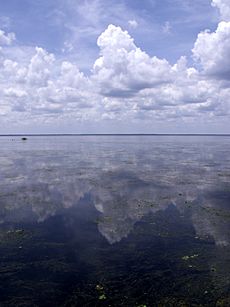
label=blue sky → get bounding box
[0,0,218,67]
[0,0,229,133]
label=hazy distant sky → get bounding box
[0,0,229,134]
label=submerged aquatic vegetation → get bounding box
[182,254,199,261]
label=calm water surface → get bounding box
[0,136,229,306]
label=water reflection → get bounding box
[0,136,230,305]
[0,136,229,246]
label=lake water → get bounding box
[0,135,229,306]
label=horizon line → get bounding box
[0,133,230,137]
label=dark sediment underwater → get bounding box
[0,135,229,306]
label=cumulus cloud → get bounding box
[93,25,173,98]
[26,47,55,86]
[0,31,95,124]
[212,0,230,21]
[0,0,230,134]
[4,88,27,98]
[193,21,230,79]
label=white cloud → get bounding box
[0,29,15,45]
[193,21,230,79]
[0,2,230,134]
[4,88,27,98]
[62,41,74,53]
[128,19,138,29]
[26,47,55,86]
[162,21,172,34]
[0,30,97,123]
[2,59,27,82]
[212,0,230,21]
[93,25,173,97]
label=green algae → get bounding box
[182,254,199,261]
[99,294,106,300]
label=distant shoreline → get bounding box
[0,134,230,137]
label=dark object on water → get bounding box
[21,137,27,141]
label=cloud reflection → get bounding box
[0,136,229,246]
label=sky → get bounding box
[0,0,230,134]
